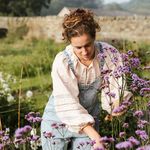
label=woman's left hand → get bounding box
[105,109,127,121]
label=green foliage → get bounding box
[0,0,51,16]
[42,0,104,15]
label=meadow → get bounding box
[0,30,150,150]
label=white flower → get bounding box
[13,78,16,83]
[7,94,15,102]
[31,128,37,136]
[4,87,10,92]
[26,90,33,98]
[2,83,9,89]
[0,78,5,83]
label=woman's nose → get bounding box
[81,47,88,55]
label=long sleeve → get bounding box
[51,52,94,133]
[100,43,133,114]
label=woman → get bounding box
[41,8,132,150]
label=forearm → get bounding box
[82,124,105,149]
[82,124,101,142]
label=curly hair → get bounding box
[62,8,100,42]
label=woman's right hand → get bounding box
[82,124,106,150]
[93,140,105,150]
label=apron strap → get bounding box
[63,50,76,75]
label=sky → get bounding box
[104,0,131,4]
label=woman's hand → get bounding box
[93,140,105,150]
[82,124,106,150]
[105,109,127,121]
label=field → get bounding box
[0,32,150,149]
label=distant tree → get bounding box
[41,0,104,15]
[0,0,51,16]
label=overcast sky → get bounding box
[104,0,131,4]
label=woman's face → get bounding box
[71,33,95,62]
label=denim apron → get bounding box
[41,43,104,150]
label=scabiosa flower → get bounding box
[116,141,133,149]
[135,130,149,141]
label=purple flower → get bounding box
[116,141,133,149]
[127,50,133,56]
[25,112,42,123]
[23,125,32,132]
[0,144,4,150]
[119,132,126,138]
[118,66,131,74]
[133,110,144,118]
[0,131,4,136]
[59,123,66,128]
[121,53,129,61]
[89,140,96,146]
[130,58,140,68]
[135,130,149,141]
[111,57,119,64]
[51,123,59,129]
[79,142,85,147]
[94,148,104,150]
[43,131,54,138]
[113,104,127,113]
[2,135,9,142]
[97,53,107,60]
[127,136,140,146]
[123,123,129,128]
[105,92,116,98]
[109,47,118,53]
[140,88,150,96]
[137,120,148,129]
[100,136,115,143]
[136,145,150,150]
[30,135,40,141]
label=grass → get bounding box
[0,36,149,115]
